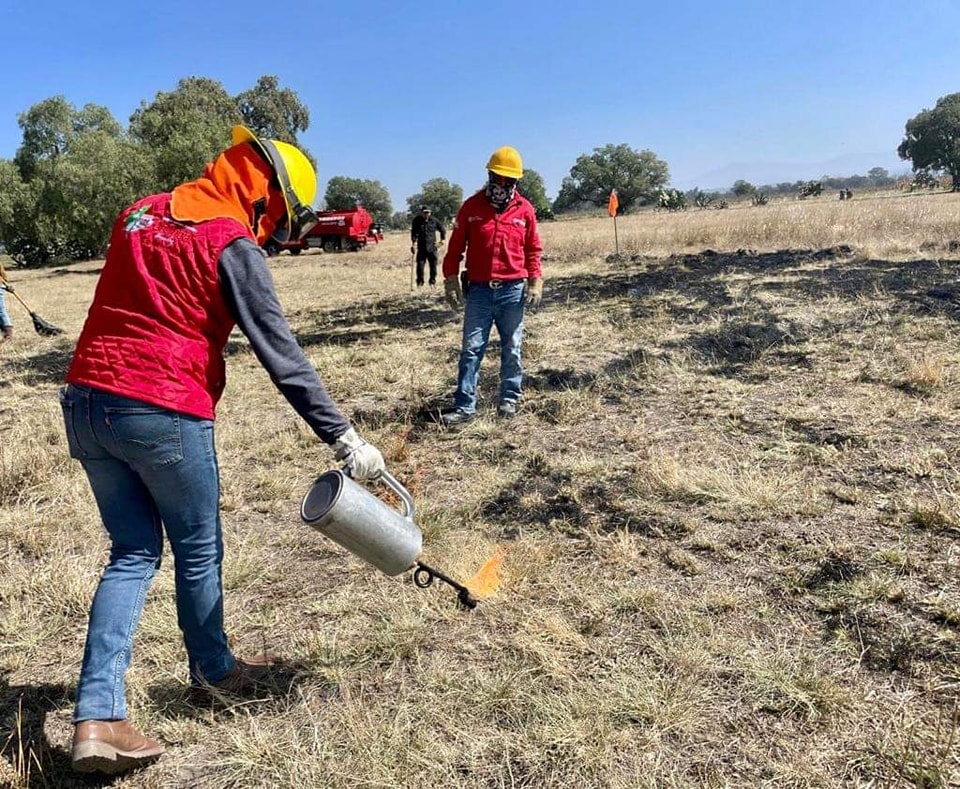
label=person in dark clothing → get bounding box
[62,126,385,775]
[410,205,446,286]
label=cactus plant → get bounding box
[656,189,687,211]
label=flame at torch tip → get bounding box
[465,550,505,600]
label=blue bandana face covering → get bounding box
[486,172,517,212]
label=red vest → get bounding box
[67,194,248,419]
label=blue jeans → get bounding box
[0,290,11,329]
[453,280,526,414]
[60,384,235,722]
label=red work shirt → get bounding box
[441,189,542,283]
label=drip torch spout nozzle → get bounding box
[413,561,478,609]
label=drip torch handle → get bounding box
[377,470,415,521]
[340,466,415,521]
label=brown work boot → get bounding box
[200,653,278,697]
[71,719,164,775]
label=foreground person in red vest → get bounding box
[62,126,385,775]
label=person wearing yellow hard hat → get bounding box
[440,145,544,425]
[62,126,386,775]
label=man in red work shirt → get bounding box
[440,146,543,425]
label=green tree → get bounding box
[731,179,756,197]
[867,167,891,186]
[0,159,36,255]
[129,77,240,190]
[898,92,960,190]
[235,75,310,145]
[553,143,669,213]
[6,98,133,263]
[388,211,408,231]
[2,77,316,265]
[14,96,121,180]
[406,178,463,227]
[55,132,154,258]
[518,168,553,220]
[324,176,392,220]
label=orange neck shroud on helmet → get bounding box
[170,143,286,245]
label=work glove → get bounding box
[410,245,415,255]
[444,275,464,311]
[525,277,543,310]
[333,427,385,481]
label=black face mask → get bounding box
[486,172,517,211]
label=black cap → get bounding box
[420,205,430,211]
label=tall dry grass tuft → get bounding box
[0,191,959,787]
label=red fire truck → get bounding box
[264,206,383,256]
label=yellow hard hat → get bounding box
[486,146,523,179]
[232,125,318,237]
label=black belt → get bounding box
[474,279,523,289]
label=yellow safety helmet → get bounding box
[232,125,318,238]
[486,146,524,179]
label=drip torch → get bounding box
[300,469,478,609]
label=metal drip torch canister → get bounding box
[300,469,477,608]
[301,469,422,576]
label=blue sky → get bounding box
[3,0,959,209]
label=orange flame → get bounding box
[464,549,505,600]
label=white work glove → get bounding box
[444,276,464,311]
[525,277,543,310]
[333,428,385,480]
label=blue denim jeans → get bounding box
[60,384,235,722]
[0,290,11,329]
[453,280,526,414]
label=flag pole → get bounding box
[608,189,620,255]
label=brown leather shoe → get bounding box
[202,653,278,696]
[71,719,164,774]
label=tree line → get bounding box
[2,76,957,265]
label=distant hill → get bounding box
[681,152,911,191]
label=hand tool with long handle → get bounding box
[1,283,63,336]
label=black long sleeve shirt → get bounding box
[218,237,350,444]
[410,215,446,252]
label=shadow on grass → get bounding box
[0,657,322,787]
[543,248,959,380]
[479,464,686,541]
[293,294,457,350]
[0,675,80,787]
[145,656,322,720]
[550,247,959,322]
[1,344,73,387]
[49,268,103,277]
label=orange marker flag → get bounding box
[607,188,619,217]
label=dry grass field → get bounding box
[0,190,958,788]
